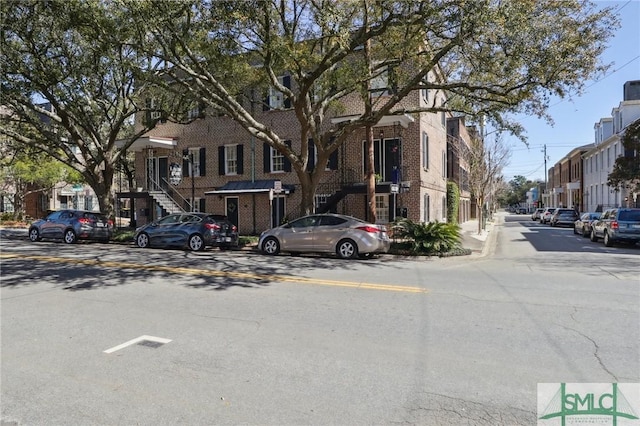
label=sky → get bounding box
[499,0,640,183]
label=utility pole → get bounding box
[542,144,547,208]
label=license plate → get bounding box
[225,237,231,242]
[96,223,105,227]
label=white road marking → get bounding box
[103,335,172,354]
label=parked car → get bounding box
[517,207,528,214]
[259,213,390,259]
[134,213,239,251]
[590,208,640,247]
[531,208,545,221]
[550,208,579,227]
[28,209,113,244]
[574,212,601,237]
[540,207,557,224]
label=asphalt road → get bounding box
[1,214,638,425]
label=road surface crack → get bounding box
[558,324,619,381]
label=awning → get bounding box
[205,180,295,195]
[116,136,178,152]
[330,113,415,128]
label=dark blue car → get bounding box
[134,212,239,251]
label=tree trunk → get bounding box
[366,125,376,223]
[476,195,484,234]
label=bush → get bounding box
[446,181,460,224]
[392,218,462,256]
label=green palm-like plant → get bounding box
[392,218,461,255]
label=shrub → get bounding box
[392,218,462,255]
[446,181,460,225]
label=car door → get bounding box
[150,214,182,246]
[280,216,318,251]
[313,215,349,252]
[40,211,64,239]
[594,210,612,237]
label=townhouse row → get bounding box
[543,80,640,212]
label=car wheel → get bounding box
[590,230,598,242]
[336,239,358,259]
[64,229,77,244]
[603,232,614,247]
[136,233,150,248]
[261,237,280,255]
[188,234,205,251]
[28,228,40,242]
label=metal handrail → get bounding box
[147,176,191,212]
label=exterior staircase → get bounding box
[149,190,185,214]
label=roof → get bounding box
[204,180,295,195]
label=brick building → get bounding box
[123,75,458,234]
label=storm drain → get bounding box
[137,339,165,348]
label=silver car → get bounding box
[259,213,391,259]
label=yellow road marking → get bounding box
[0,253,427,293]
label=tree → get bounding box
[0,0,172,216]
[0,137,81,218]
[608,119,640,195]
[128,0,618,216]
[467,134,511,234]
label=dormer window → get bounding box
[264,75,291,110]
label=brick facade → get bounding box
[129,87,452,234]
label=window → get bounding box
[183,148,205,177]
[271,146,285,172]
[375,195,389,224]
[219,145,243,176]
[423,194,430,222]
[370,63,396,97]
[263,142,291,173]
[314,194,330,212]
[442,150,447,179]
[422,132,429,170]
[225,145,237,175]
[441,100,446,127]
[442,196,447,221]
[265,75,291,110]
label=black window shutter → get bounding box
[199,148,206,176]
[284,140,292,172]
[199,198,206,213]
[263,91,270,111]
[237,145,244,175]
[218,146,225,175]
[329,149,338,170]
[182,149,189,177]
[283,75,291,108]
[263,143,270,173]
[307,140,315,172]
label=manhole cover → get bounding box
[137,340,165,348]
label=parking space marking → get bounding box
[104,335,172,354]
[0,253,428,294]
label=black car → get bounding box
[28,209,113,244]
[550,209,579,227]
[134,212,239,251]
[574,212,601,237]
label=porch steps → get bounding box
[149,191,185,214]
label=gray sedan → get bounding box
[258,213,390,259]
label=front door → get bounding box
[271,196,286,227]
[225,197,239,229]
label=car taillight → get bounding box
[232,225,237,232]
[108,220,114,227]
[205,223,221,231]
[78,218,90,224]
[611,221,619,229]
[356,225,381,233]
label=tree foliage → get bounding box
[1,0,619,217]
[608,119,640,193]
[0,0,166,215]
[127,0,618,215]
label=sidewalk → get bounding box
[458,212,501,257]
